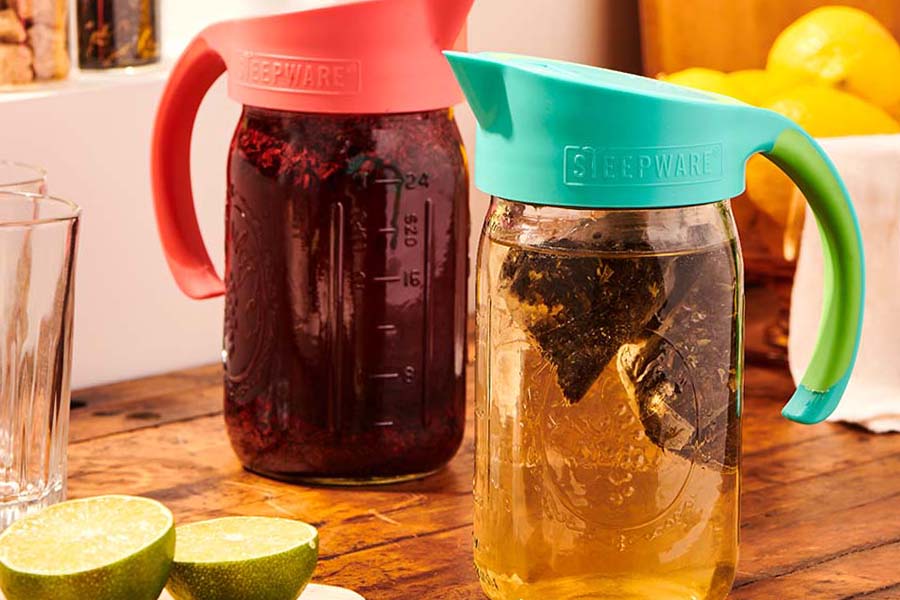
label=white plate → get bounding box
[299,584,366,599]
[161,584,364,599]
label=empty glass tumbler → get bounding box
[0,161,46,194]
[0,190,79,529]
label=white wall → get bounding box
[161,0,378,57]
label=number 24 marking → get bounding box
[404,173,430,190]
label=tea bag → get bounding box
[616,248,740,468]
[499,242,666,403]
[618,338,696,453]
[500,239,739,468]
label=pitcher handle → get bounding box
[762,127,865,424]
[151,35,226,299]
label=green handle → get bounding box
[762,128,865,424]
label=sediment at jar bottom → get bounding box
[225,408,466,483]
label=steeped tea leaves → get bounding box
[618,338,697,454]
[617,247,740,468]
[499,237,740,467]
[499,245,666,403]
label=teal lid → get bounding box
[444,51,796,209]
[446,51,866,429]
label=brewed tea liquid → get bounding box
[475,237,741,600]
[224,108,468,483]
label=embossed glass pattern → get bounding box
[223,107,469,484]
[0,191,79,530]
[474,198,743,599]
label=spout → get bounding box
[444,51,512,136]
[428,0,474,49]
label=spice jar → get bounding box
[0,0,70,85]
[76,0,158,69]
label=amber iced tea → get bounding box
[474,201,743,600]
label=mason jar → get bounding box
[474,198,743,600]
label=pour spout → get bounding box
[427,0,473,49]
[444,51,512,136]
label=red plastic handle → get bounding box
[151,36,227,299]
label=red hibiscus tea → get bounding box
[223,107,469,484]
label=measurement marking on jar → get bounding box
[372,275,401,283]
[374,420,395,427]
[378,227,397,234]
[422,197,434,428]
[375,178,403,185]
[376,324,397,333]
[328,201,345,434]
[369,372,400,380]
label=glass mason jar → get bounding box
[223,108,469,484]
[474,198,743,600]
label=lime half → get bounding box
[0,495,175,600]
[167,516,319,600]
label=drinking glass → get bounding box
[0,161,47,194]
[0,191,79,529]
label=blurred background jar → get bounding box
[76,0,158,69]
[0,0,71,86]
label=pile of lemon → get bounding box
[660,6,900,228]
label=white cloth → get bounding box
[788,135,900,433]
[789,134,900,433]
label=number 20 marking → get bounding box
[404,213,419,247]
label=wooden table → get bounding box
[69,352,900,599]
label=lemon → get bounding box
[745,84,900,229]
[888,101,900,123]
[167,516,319,600]
[0,495,175,600]
[763,85,900,137]
[744,155,796,227]
[767,6,900,110]
[726,69,796,106]
[659,67,740,98]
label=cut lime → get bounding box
[167,516,319,600]
[0,495,175,600]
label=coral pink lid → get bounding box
[151,0,472,301]
[198,0,472,113]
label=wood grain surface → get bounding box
[65,333,900,599]
[640,0,900,75]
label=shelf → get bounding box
[0,62,173,104]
